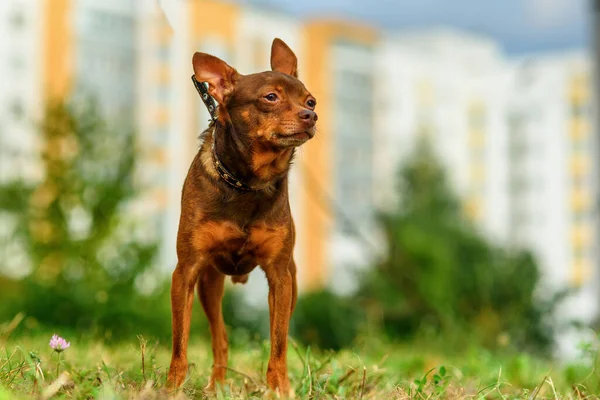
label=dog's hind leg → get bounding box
[197,266,228,391]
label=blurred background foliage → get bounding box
[0,101,164,338]
[356,137,562,354]
[0,101,560,357]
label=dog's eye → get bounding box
[307,99,316,108]
[264,93,278,102]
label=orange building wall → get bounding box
[300,21,378,290]
[43,0,73,100]
[188,0,240,157]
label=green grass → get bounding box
[0,328,598,399]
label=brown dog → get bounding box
[166,38,317,394]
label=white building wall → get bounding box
[161,1,190,274]
[478,72,512,243]
[507,53,598,357]
[73,0,138,126]
[328,42,377,295]
[374,29,511,242]
[135,2,174,272]
[376,31,598,355]
[136,0,193,273]
[0,0,44,183]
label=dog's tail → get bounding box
[231,274,249,285]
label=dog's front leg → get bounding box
[264,263,293,394]
[197,266,227,390]
[167,261,201,388]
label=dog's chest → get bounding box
[192,220,288,274]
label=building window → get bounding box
[572,210,588,226]
[200,37,230,63]
[332,42,374,235]
[154,128,169,145]
[469,102,486,129]
[156,44,171,62]
[156,85,170,103]
[10,52,25,71]
[10,9,25,29]
[10,100,24,120]
[569,72,589,105]
[570,102,588,119]
[252,37,268,71]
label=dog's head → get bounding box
[192,38,317,148]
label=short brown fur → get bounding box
[166,38,317,396]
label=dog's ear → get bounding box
[270,38,298,78]
[192,52,239,105]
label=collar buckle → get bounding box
[191,75,218,122]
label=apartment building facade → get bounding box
[1,1,597,315]
[374,29,512,243]
[507,53,598,327]
[139,0,379,293]
[0,0,140,279]
[376,30,599,331]
[0,0,45,183]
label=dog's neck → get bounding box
[209,121,294,192]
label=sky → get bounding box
[237,0,591,55]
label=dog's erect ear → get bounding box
[192,52,239,105]
[270,38,298,78]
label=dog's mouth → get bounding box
[272,131,314,147]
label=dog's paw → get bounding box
[266,370,291,398]
[166,360,189,389]
[204,380,217,393]
[264,386,295,399]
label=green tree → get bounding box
[358,136,556,353]
[0,101,163,337]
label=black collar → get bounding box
[192,75,265,192]
[210,136,258,191]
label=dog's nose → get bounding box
[298,109,318,122]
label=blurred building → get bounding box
[1,0,359,291]
[0,0,44,183]
[507,53,598,328]
[0,0,139,278]
[0,0,45,278]
[375,29,511,243]
[376,30,599,329]
[302,20,379,295]
[137,0,308,291]
[0,0,137,176]
[137,0,379,294]
[1,0,597,318]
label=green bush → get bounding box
[218,288,362,351]
[357,136,560,353]
[291,290,362,350]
